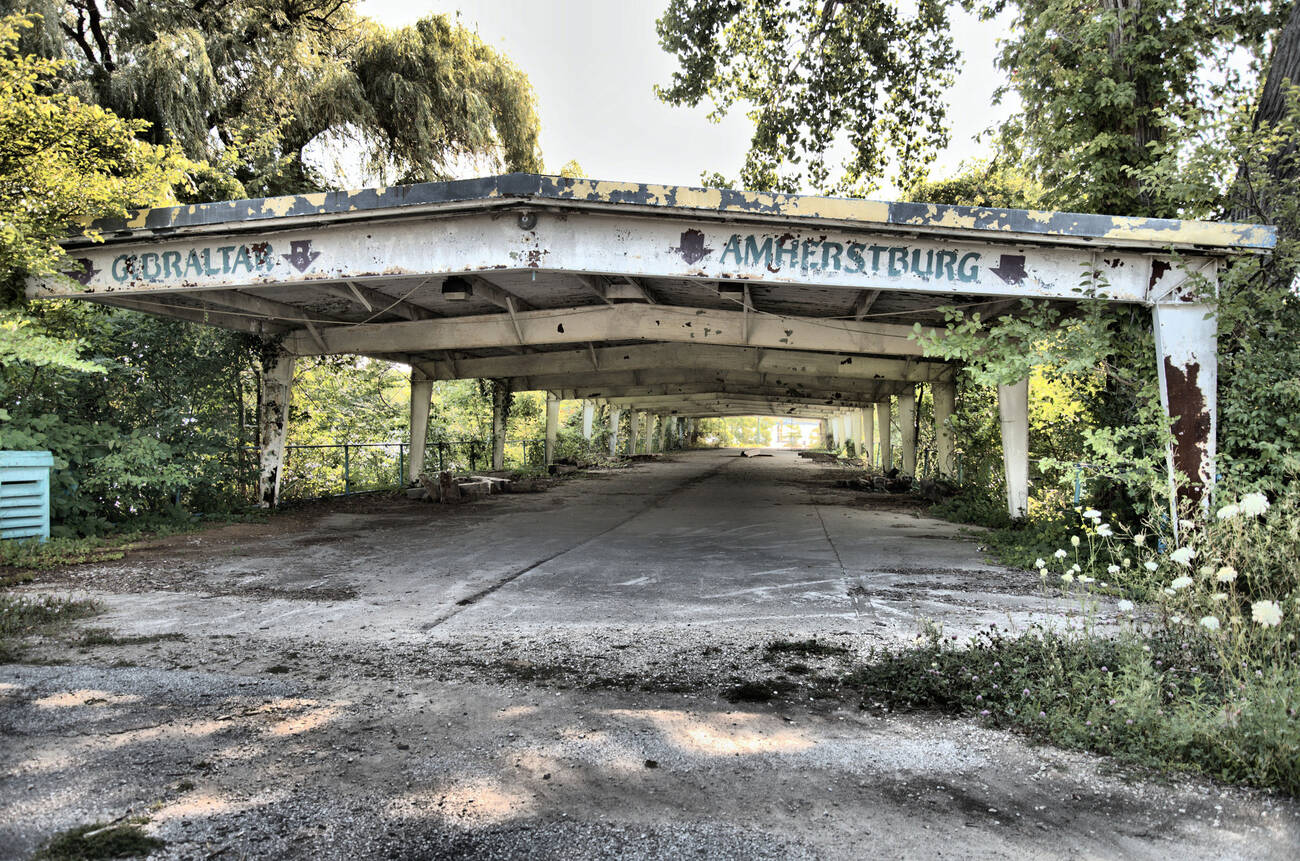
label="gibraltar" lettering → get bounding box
[111,243,276,283]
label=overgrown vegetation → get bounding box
[32,820,163,861]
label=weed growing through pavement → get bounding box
[0,594,101,661]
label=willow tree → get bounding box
[9,0,542,199]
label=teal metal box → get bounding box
[0,451,54,541]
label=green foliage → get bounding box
[1,304,262,534]
[0,12,182,279]
[14,2,542,196]
[905,159,1043,209]
[656,0,958,194]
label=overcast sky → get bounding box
[355,0,1017,198]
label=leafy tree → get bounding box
[9,1,543,198]
[982,0,1279,216]
[656,0,958,194]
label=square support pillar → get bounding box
[407,369,434,483]
[630,409,642,455]
[876,399,893,471]
[491,383,507,470]
[820,419,831,449]
[258,352,296,508]
[898,386,917,476]
[545,392,560,465]
[998,378,1030,519]
[933,381,956,478]
[608,406,623,457]
[581,400,594,441]
[1153,301,1218,526]
[861,407,875,466]
[658,414,669,452]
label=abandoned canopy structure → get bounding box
[31,174,1274,517]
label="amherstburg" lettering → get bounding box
[717,233,981,283]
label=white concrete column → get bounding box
[545,392,560,465]
[848,410,863,457]
[581,400,594,441]
[876,398,893,471]
[258,352,296,508]
[491,383,507,470]
[608,406,623,457]
[630,409,641,455]
[998,378,1030,519]
[658,414,669,452]
[819,419,831,449]
[898,386,917,476]
[1153,301,1218,526]
[933,381,956,478]
[407,369,434,483]
[862,407,875,466]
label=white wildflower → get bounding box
[1082,508,1102,521]
[1239,493,1270,517]
[1079,576,1095,584]
[1169,547,1196,566]
[1134,533,1146,547]
[1107,565,1121,575]
[1144,560,1159,572]
[1054,549,1068,559]
[1070,563,1081,573]
[1251,600,1283,628]
[1199,616,1221,631]
[1216,503,1239,520]
[1215,566,1237,584]
[1070,535,1081,548]
[1211,593,1229,603]
[1179,519,1195,532]
[1170,576,1194,591]
[1034,558,1046,569]
[1039,567,1049,578]
[1096,523,1114,537]
[1117,599,1134,612]
[1121,557,1131,568]
[1061,572,1075,584]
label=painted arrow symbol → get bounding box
[62,257,98,285]
[990,254,1028,285]
[282,239,320,273]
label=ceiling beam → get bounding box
[405,342,953,385]
[284,303,932,358]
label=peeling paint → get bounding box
[73,173,1275,254]
[1164,359,1211,501]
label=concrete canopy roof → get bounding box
[33,173,1273,420]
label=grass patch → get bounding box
[723,678,799,703]
[75,628,186,647]
[763,638,850,659]
[32,821,163,860]
[1,594,101,661]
